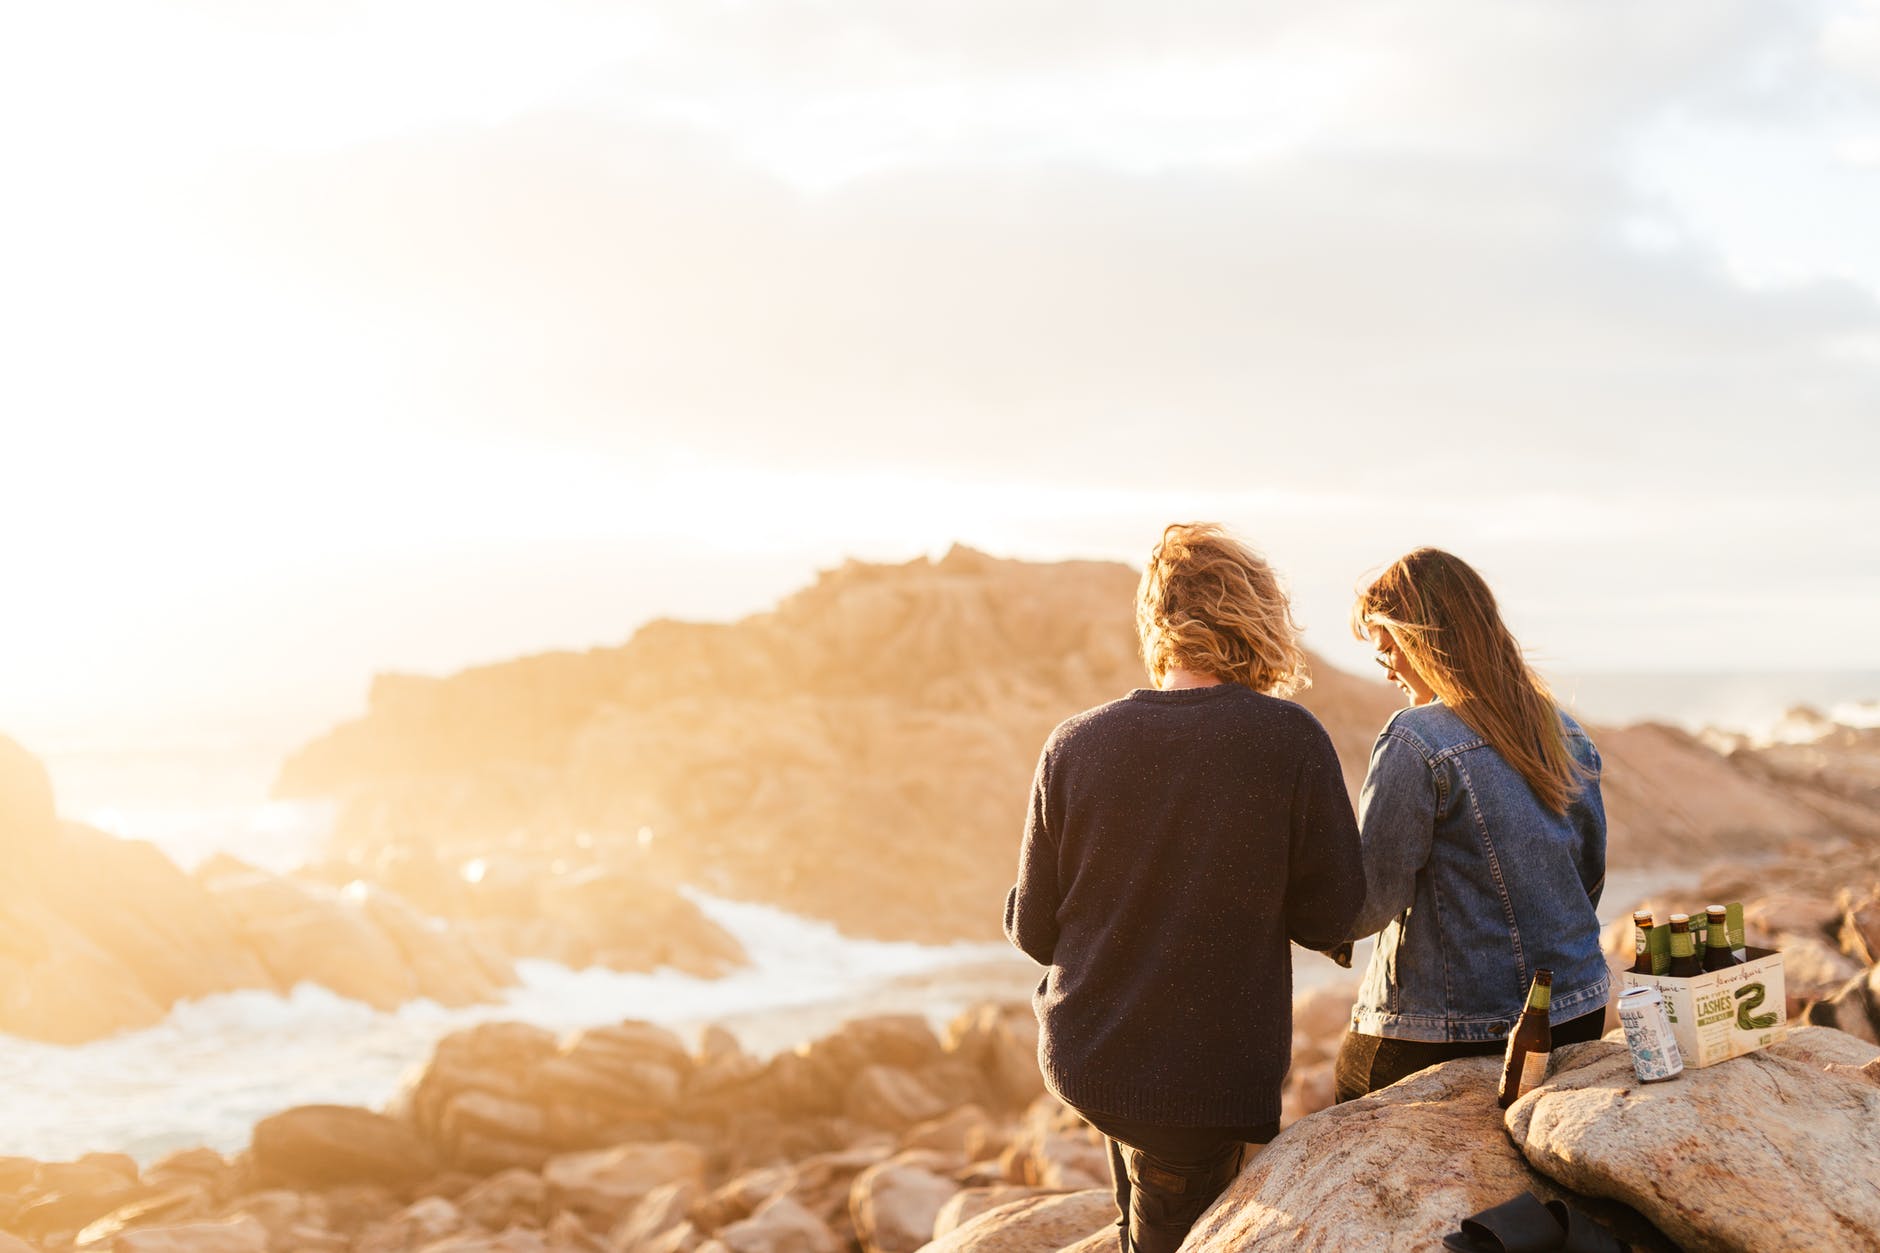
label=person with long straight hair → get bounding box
[1333,547,1608,1103]
[1005,523,1365,1253]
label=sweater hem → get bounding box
[1043,1065,1283,1129]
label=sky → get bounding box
[4,0,1880,749]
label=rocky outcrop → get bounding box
[1505,1028,1880,1253]
[0,737,744,1044]
[272,551,1863,943]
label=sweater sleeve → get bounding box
[1345,727,1438,939]
[1284,715,1366,951]
[1003,744,1061,965]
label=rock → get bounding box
[414,1231,551,1252]
[1289,981,1356,1062]
[1805,964,1880,1044]
[943,1004,1043,1111]
[251,1104,436,1188]
[75,1184,210,1247]
[542,1021,689,1118]
[900,1104,992,1155]
[457,1169,547,1230]
[1505,1028,1880,1253]
[1775,935,1863,1012]
[772,1145,894,1248]
[0,897,171,1041]
[707,1194,840,1253]
[1182,1055,1670,1252]
[848,1155,961,1253]
[541,1142,708,1229]
[219,1189,328,1250]
[931,1187,1055,1239]
[1000,1102,1107,1192]
[690,1168,794,1234]
[1840,886,1880,964]
[201,865,417,1009]
[844,1066,947,1131]
[11,1178,146,1240]
[922,1190,1117,1253]
[608,1179,703,1251]
[112,1214,269,1253]
[1278,1060,1335,1126]
[0,1235,35,1253]
[354,1196,465,1253]
[354,881,514,1006]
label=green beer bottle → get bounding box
[1497,968,1554,1109]
[1630,911,1655,976]
[1667,913,1703,978]
[1702,904,1741,971]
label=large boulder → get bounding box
[251,1104,436,1188]
[921,1190,1117,1253]
[1505,1027,1880,1253]
[1183,1055,1671,1252]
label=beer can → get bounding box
[1617,985,1684,1082]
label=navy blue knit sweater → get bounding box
[1003,684,1365,1126]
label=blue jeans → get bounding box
[1076,1110,1278,1253]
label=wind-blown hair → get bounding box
[1136,523,1310,697]
[1353,548,1588,814]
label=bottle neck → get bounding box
[1670,929,1695,959]
[1526,978,1552,1013]
[1707,918,1731,949]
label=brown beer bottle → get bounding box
[1497,968,1554,1109]
[1666,913,1703,977]
[1702,904,1740,971]
[1630,911,1655,975]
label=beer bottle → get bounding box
[1630,911,1655,976]
[1666,913,1702,977]
[1497,968,1554,1109]
[1702,904,1740,971]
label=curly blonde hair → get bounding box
[1136,522,1310,697]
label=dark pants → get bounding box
[1077,1110,1279,1253]
[1332,1006,1607,1104]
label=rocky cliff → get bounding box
[275,548,1863,942]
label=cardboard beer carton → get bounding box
[1620,948,1786,1068]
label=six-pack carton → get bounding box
[1620,948,1787,1068]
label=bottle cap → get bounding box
[1669,912,1690,924]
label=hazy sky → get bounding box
[5,0,1880,746]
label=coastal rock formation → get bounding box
[1505,1028,1880,1253]
[272,551,1860,943]
[0,736,744,1044]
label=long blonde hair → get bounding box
[1353,548,1587,814]
[1136,523,1309,697]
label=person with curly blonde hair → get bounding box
[1005,523,1365,1253]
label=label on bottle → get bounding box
[1518,1049,1549,1095]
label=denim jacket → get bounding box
[1346,701,1608,1043]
